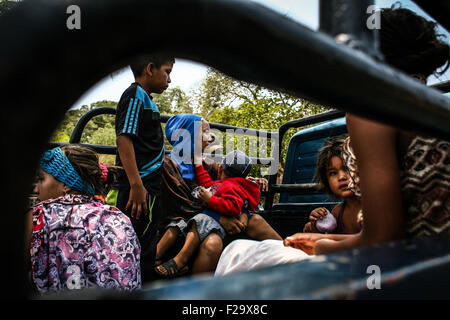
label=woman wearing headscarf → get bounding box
[158,114,281,275]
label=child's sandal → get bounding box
[154,259,188,279]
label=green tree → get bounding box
[80,101,116,143]
[50,100,117,143]
[89,123,116,146]
[202,68,328,177]
[153,87,193,115]
[193,68,240,119]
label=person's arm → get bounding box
[194,164,215,188]
[284,232,353,255]
[116,134,148,220]
[314,114,405,255]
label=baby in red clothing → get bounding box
[155,150,260,278]
[195,149,260,228]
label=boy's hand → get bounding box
[197,187,212,204]
[126,184,148,220]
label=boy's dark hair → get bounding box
[314,134,348,196]
[380,7,449,78]
[62,145,120,196]
[129,54,175,78]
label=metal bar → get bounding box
[69,107,116,143]
[320,0,380,58]
[431,81,450,93]
[48,142,277,166]
[265,110,345,210]
[69,107,273,145]
[48,142,118,155]
[271,183,321,194]
[2,0,449,142]
[208,122,273,139]
[277,110,345,156]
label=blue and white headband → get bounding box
[39,147,95,195]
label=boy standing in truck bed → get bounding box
[108,54,174,282]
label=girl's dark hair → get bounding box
[380,7,450,78]
[130,54,175,78]
[314,134,348,196]
[61,145,120,196]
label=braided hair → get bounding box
[61,145,120,196]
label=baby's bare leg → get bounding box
[246,214,282,241]
[172,222,201,268]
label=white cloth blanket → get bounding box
[215,239,313,276]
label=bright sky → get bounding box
[70,0,449,110]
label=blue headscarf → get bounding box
[40,147,95,195]
[165,114,203,180]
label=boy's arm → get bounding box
[283,233,354,255]
[194,164,215,188]
[116,134,148,220]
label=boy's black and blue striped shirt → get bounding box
[115,82,164,194]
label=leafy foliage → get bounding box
[200,68,328,176]
[153,87,194,115]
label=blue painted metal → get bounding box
[141,234,450,299]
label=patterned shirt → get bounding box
[401,136,450,236]
[30,194,141,294]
